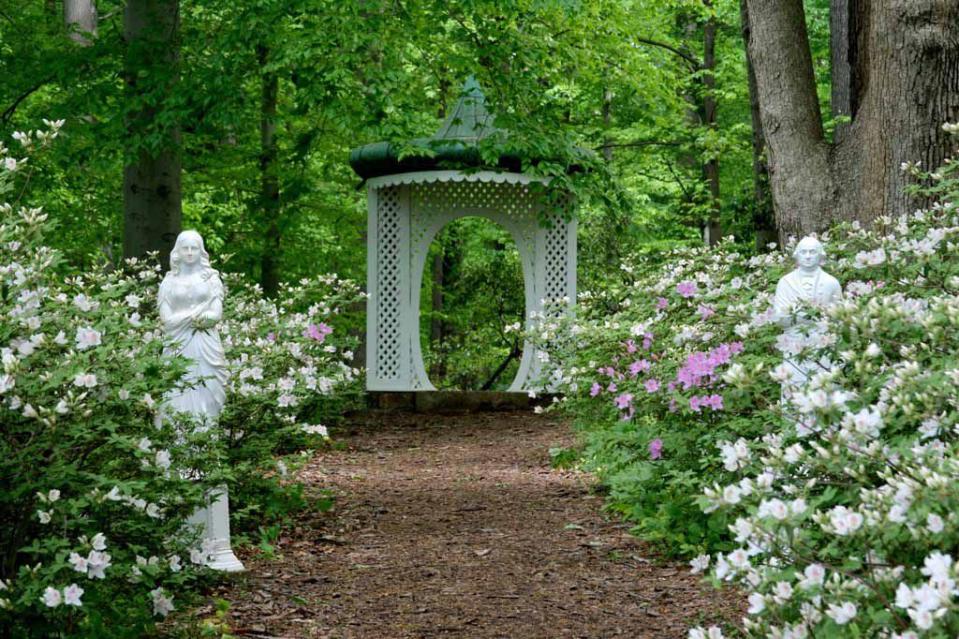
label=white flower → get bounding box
[920,551,952,585]
[145,503,162,519]
[72,294,97,312]
[301,424,329,437]
[826,601,857,624]
[168,555,182,573]
[758,498,789,521]
[86,551,111,579]
[63,584,83,607]
[74,327,102,350]
[68,552,88,574]
[37,510,51,524]
[926,513,944,534]
[137,437,153,452]
[722,484,741,505]
[799,563,825,589]
[124,293,142,308]
[865,342,882,358]
[155,450,171,470]
[91,532,106,551]
[72,373,98,388]
[4,157,19,172]
[47,489,60,503]
[150,588,175,617]
[277,393,297,408]
[0,374,14,394]
[42,586,62,608]
[747,592,765,614]
[690,554,710,574]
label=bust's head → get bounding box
[792,236,825,272]
[170,230,212,274]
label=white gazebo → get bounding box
[350,77,577,393]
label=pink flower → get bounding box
[625,339,638,354]
[304,322,333,342]
[614,393,633,410]
[590,382,602,397]
[697,304,715,320]
[642,332,654,350]
[266,332,276,342]
[628,359,651,377]
[676,281,698,298]
[644,378,661,393]
[649,438,663,460]
[655,297,668,311]
[607,382,617,393]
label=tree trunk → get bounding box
[602,84,613,163]
[701,1,721,245]
[745,0,959,240]
[739,0,776,249]
[258,44,281,297]
[833,0,959,225]
[64,0,96,45]
[122,0,182,263]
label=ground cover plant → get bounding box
[0,124,362,638]
[536,126,959,636]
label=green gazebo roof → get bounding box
[349,76,524,180]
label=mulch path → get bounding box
[200,411,742,638]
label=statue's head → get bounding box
[170,230,212,274]
[792,236,825,271]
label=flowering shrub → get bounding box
[533,221,788,554]
[685,131,959,637]
[539,124,959,637]
[0,121,221,637]
[0,123,363,636]
[219,274,363,526]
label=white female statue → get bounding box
[159,230,244,572]
[773,236,842,390]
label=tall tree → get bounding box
[257,43,281,297]
[64,0,97,45]
[744,0,959,239]
[122,0,182,262]
[739,0,775,249]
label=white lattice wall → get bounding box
[366,170,576,392]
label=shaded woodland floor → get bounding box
[199,411,741,638]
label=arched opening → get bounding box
[418,216,526,390]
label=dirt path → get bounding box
[208,411,740,638]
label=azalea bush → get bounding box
[0,123,363,637]
[538,123,959,637]
[532,217,789,554]
[219,273,364,528]
[685,129,959,637]
[0,121,223,638]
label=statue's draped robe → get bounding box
[773,268,842,390]
[158,271,228,423]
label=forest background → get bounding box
[1,0,948,391]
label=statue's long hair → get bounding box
[169,230,215,277]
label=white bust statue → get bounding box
[773,236,842,410]
[773,236,842,323]
[159,230,244,573]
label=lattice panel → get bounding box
[543,212,569,310]
[375,187,402,380]
[410,180,538,264]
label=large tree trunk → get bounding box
[745,0,959,240]
[122,0,182,263]
[743,0,835,239]
[701,2,721,245]
[258,44,281,297]
[739,0,776,249]
[64,0,96,45]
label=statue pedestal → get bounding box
[188,484,245,572]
